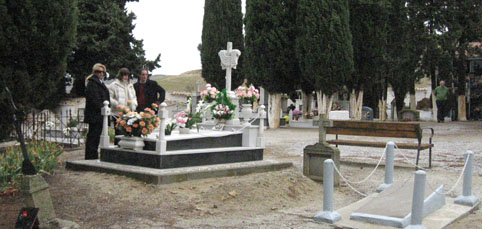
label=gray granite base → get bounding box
[100,147,263,169]
[141,132,242,151]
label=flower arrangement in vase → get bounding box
[211,89,236,122]
[175,98,203,133]
[200,84,219,103]
[234,85,260,104]
[115,104,160,137]
[292,109,302,121]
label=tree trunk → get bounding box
[355,90,364,120]
[268,93,282,128]
[458,95,467,121]
[431,91,437,122]
[349,89,356,119]
[303,92,313,118]
[316,91,323,117]
[378,99,387,121]
[409,93,416,110]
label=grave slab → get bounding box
[350,179,445,228]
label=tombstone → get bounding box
[361,106,374,120]
[303,114,340,185]
[219,41,241,125]
[399,109,420,121]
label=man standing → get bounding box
[134,69,165,112]
[84,63,110,159]
[434,80,449,123]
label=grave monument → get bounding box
[303,113,340,185]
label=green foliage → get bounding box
[211,89,236,120]
[0,0,77,140]
[244,0,299,94]
[67,118,79,128]
[0,141,63,192]
[201,0,244,89]
[295,0,354,95]
[70,0,161,97]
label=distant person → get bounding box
[434,80,449,123]
[134,69,165,112]
[108,68,137,144]
[84,63,110,160]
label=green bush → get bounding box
[0,141,63,192]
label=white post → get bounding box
[377,141,395,192]
[257,105,266,147]
[314,159,341,224]
[259,87,265,105]
[455,151,479,206]
[99,101,111,148]
[156,103,168,154]
[405,170,426,229]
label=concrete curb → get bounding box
[66,159,293,185]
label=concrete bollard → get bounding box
[404,170,426,229]
[377,141,395,192]
[257,105,266,147]
[314,159,341,224]
[156,102,168,154]
[99,101,111,148]
[455,151,479,206]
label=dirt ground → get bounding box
[1,121,481,228]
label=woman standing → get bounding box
[84,63,110,160]
[108,68,137,143]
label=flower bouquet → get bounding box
[235,85,260,104]
[200,84,219,103]
[211,89,236,121]
[175,98,203,130]
[292,109,302,120]
[115,105,160,137]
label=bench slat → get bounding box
[326,140,433,150]
[332,120,420,132]
[327,127,419,138]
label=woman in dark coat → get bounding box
[84,63,110,160]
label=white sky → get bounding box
[126,0,246,76]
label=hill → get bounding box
[155,69,205,92]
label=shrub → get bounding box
[0,141,63,192]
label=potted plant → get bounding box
[235,85,260,105]
[175,98,203,134]
[293,109,302,121]
[200,84,219,103]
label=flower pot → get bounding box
[179,127,191,134]
[118,136,145,150]
[217,119,227,124]
[241,104,253,122]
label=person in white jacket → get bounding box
[108,67,137,114]
[108,68,137,144]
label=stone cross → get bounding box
[318,113,333,144]
[218,41,241,93]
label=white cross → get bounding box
[218,42,241,93]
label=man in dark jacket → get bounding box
[134,69,165,112]
[84,63,110,160]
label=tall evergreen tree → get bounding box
[70,0,160,97]
[385,0,424,114]
[0,0,77,140]
[201,0,244,89]
[296,0,354,114]
[244,0,299,127]
[349,0,389,119]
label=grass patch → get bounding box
[155,69,205,92]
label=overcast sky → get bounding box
[126,0,246,76]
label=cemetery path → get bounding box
[1,121,481,228]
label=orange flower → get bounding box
[120,120,127,126]
[152,103,158,108]
[139,121,146,127]
[142,128,148,134]
[126,127,132,132]
[149,110,155,115]
[117,105,121,109]
[118,112,123,116]
[132,123,139,128]
[116,118,122,123]
[148,124,154,130]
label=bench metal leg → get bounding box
[429,138,433,168]
[415,141,421,169]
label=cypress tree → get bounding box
[296,0,354,112]
[70,0,160,97]
[244,0,299,128]
[349,0,389,118]
[201,0,244,89]
[0,0,77,140]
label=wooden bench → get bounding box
[325,120,434,168]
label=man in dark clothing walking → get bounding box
[84,63,110,159]
[134,69,165,112]
[434,80,449,123]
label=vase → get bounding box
[217,119,227,124]
[179,127,191,134]
[118,136,145,150]
[241,103,253,123]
